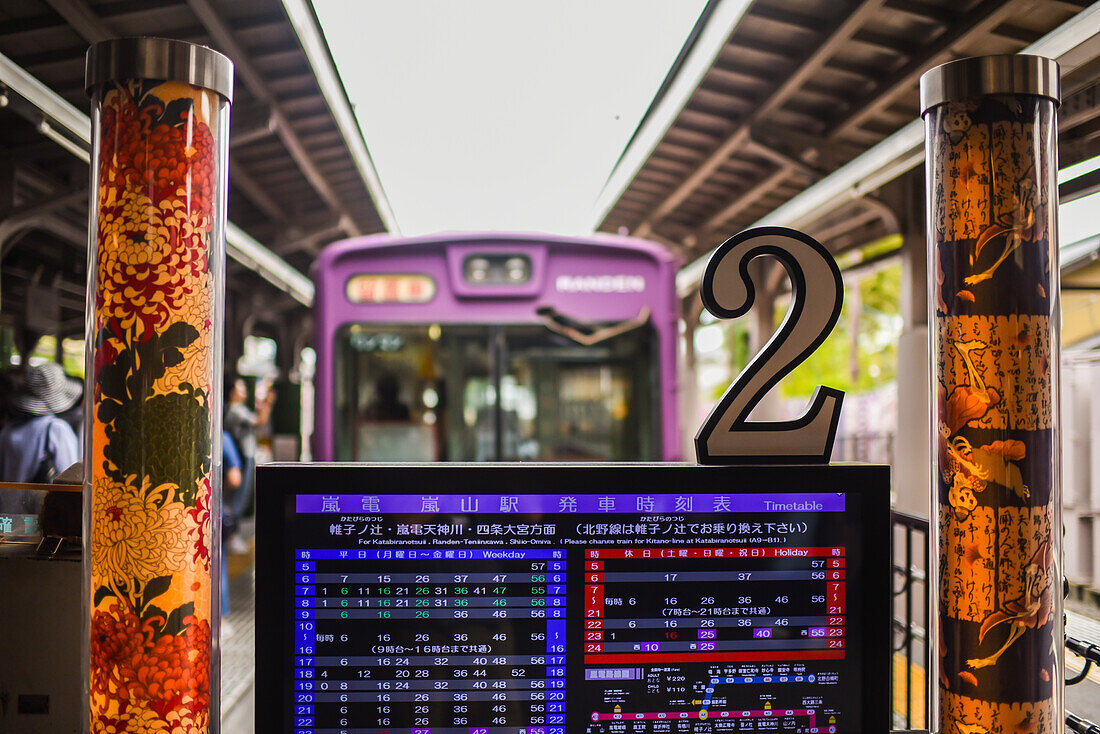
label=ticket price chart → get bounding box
[284,491,867,734]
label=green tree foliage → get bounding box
[716,265,902,398]
[778,264,902,397]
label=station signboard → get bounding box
[256,463,890,734]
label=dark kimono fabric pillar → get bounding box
[922,55,1063,734]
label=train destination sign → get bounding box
[346,274,437,304]
[256,463,890,734]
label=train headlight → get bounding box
[505,257,528,283]
[462,253,532,285]
[466,257,491,283]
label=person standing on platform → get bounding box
[221,429,243,637]
[223,375,273,552]
[0,362,82,513]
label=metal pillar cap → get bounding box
[920,54,1059,116]
[86,37,233,102]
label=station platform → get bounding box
[220,523,258,729]
[1066,606,1100,723]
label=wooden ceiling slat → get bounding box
[627,0,888,238]
[882,0,954,25]
[850,28,922,56]
[827,0,1031,139]
[989,22,1043,44]
[705,63,773,93]
[186,0,369,236]
[702,165,790,231]
[749,3,830,32]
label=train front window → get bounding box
[333,323,659,461]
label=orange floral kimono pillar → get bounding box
[921,56,1063,734]
[84,39,232,733]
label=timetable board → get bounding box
[255,464,890,734]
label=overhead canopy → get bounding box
[0,0,396,328]
[595,0,1100,290]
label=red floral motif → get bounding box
[99,91,215,213]
[187,477,212,569]
[91,603,211,716]
[93,337,120,384]
[96,86,215,341]
[91,603,143,697]
[132,616,210,713]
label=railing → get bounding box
[835,431,895,465]
[891,510,929,730]
[891,512,1100,733]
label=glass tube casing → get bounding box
[921,55,1063,734]
[83,37,232,734]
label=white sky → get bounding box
[313,0,708,236]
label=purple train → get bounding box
[312,232,680,462]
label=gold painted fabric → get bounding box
[88,80,220,734]
[928,95,1061,734]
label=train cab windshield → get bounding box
[333,322,659,462]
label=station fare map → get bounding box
[287,492,857,734]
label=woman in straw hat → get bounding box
[0,362,82,514]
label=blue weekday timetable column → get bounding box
[293,554,316,734]
[546,552,567,734]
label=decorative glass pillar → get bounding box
[84,38,232,733]
[922,56,1063,733]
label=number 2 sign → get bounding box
[695,227,844,464]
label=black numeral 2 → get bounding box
[695,227,844,464]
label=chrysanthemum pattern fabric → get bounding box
[88,80,221,734]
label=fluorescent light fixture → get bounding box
[0,48,316,306]
[1059,152,1100,184]
[37,118,90,163]
[280,0,400,234]
[0,49,90,142]
[226,223,315,304]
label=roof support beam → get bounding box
[273,220,345,256]
[701,165,791,232]
[43,0,379,238]
[0,215,88,258]
[807,206,885,245]
[41,0,111,44]
[278,0,400,234]
[676,1,1100,295]
[184,0,364,237]
[698,0,1039,235]
[0,45,315,305]
[36,0,290,237]
[745,133,821,177]
[228,159,285,222]
[0,189,86,257]
[230,103,278,147]
[828,0,1022,139]
[630,0,886,239]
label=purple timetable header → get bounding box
[294,493,844,515]
[296,548,565,560]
